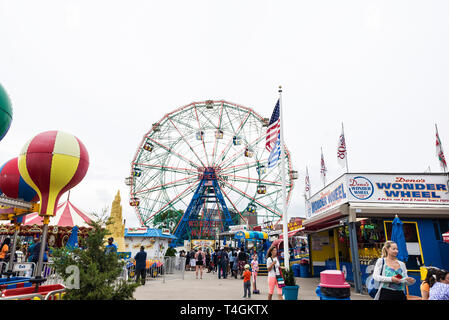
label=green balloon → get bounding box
[0,84,12,141]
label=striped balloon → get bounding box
[18,131,89,217]
[0,157,39,202]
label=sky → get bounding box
[0,0,448,227]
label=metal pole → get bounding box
[333,228,340,271]
[279,85,289,270]
[7,224,20,272]
[348,221,362,293]
[35,216,50,278]
[342,122,349,173]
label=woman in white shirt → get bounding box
[373,241,416,300]
[266,246,285,300]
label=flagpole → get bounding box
[436,123,449,193]
[306,166,311,199]
[279,85,290,271]
[342,122,349,173]
[321,147,326,188]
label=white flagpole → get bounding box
[342,122,349,173]
[436,123,449,193]
[279,85,289,271]
[306,165,311,199]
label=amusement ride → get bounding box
[128,100,297,246]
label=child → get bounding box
[243,264,252,299]
[251,253,259,294]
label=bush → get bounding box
[282,267,296,286]
[165,247,176,257]
[52,214,139,300]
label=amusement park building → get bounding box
[302,172,449,297]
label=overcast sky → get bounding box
[0,0,448,227]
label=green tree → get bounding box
[152,209,183,232]
[51,209,139,300]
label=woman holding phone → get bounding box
[373,240,416,300]
[266,246,285,300]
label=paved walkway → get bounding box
[133,269,372,300]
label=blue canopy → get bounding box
[391,216,408,262]
[66,226,79,250]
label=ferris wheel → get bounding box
[127,100,297,243]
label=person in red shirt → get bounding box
[243,264,252,299]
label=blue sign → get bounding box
[348,176,374,200]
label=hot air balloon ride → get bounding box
[0,83,13,142]
[0,157,39,202]
[18,130,89,280]
[0,157,41,276]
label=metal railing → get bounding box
[127,257,186,284]
[0,288,66,300]
[39,262,63,285]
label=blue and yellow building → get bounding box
[303,173,449,297]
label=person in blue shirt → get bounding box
[105,237,118,254]
[27,238,38,262]
[134,246,147,285]
[31,238,49,264]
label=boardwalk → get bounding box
[133,269,372,300]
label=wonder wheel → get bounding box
[127,100,297,245]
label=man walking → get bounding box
[134,246,147,285]
[220,248,229,279]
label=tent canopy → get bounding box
[234,230,268,240]
[21,199,93,228]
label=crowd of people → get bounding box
[179,246,263,299]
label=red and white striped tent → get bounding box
[21,199,93,227]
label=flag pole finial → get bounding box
[278,85,282,93]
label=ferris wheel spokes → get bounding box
[145,136,202,170]
[217,172,282,187]
[133,175,198,195]
[218,183,248,223]
[211,102,225,166]
[193,105,210,167]
[213,109,251,167]
[167,117,208,168]
[132,162,198,176]
[216,129,267,170]
[143,180,200,225]
[217,176,282,218]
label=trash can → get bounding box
[299,264,310,278]
[316,270,351,300]
[292,264,301,277]
[316,286,350,300]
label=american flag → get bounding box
[266,99,280,151]
[436,125,447,170]
[268,133,281,168]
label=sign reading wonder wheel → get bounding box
[306,173,449,219]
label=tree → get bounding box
[152,209,183,232]
[51,209,139,300]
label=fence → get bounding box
[127,256,186,284]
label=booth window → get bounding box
[384,221,424,272]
